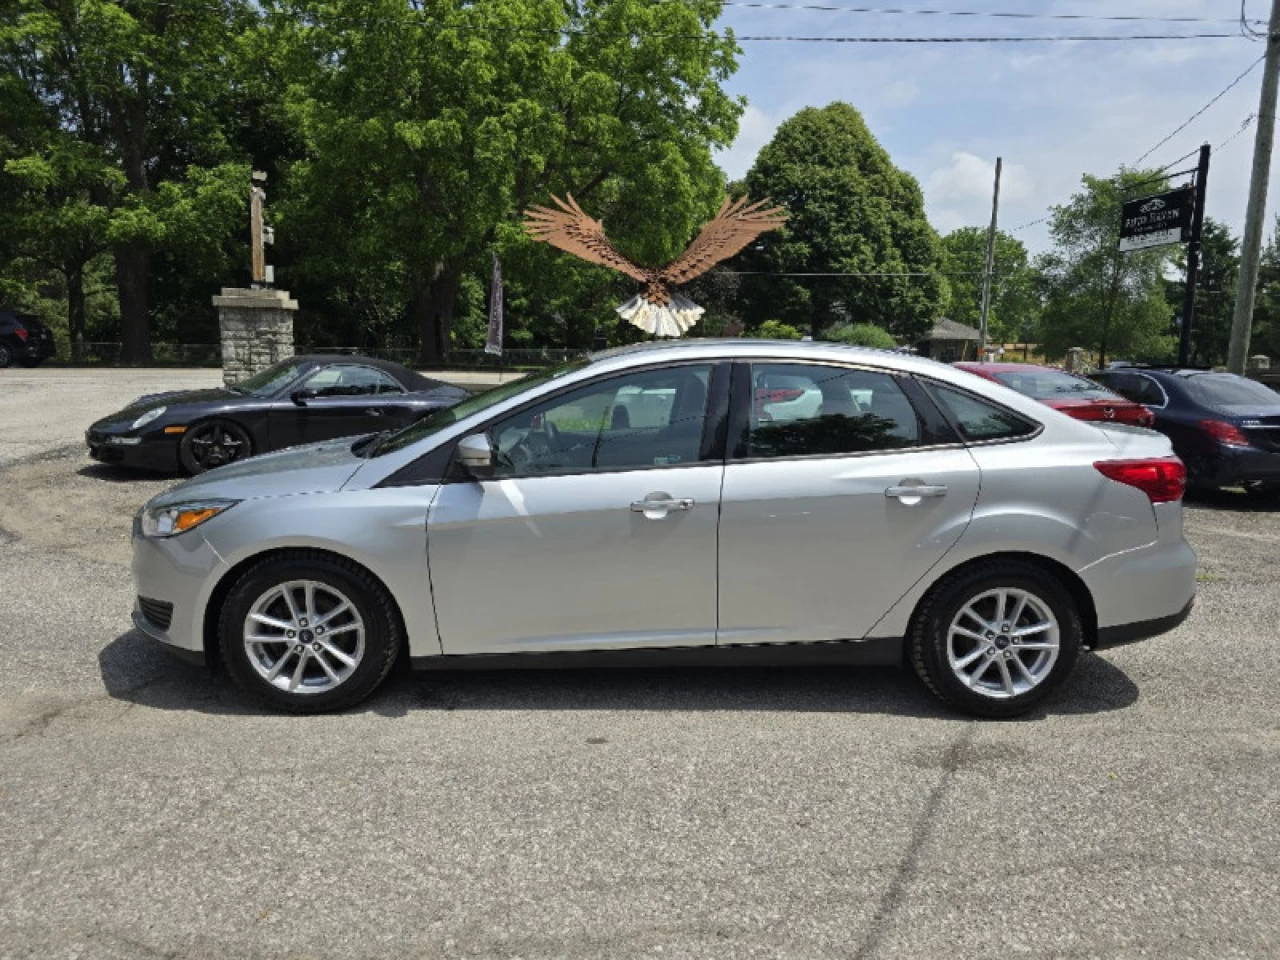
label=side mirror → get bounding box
[291,389,316,406]
[455,432,494,478]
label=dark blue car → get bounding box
[1092,366,1280,500]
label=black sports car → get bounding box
[87,354,469,474]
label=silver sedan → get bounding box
[130,340,1196,717]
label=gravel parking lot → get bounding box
[1,366,1277,959]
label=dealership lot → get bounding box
[1,367,1277,959]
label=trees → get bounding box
[3,0,261,360]
[1165,217,1239,366]
[938,227,1039,345]
[825,322,896,349]
[737,103,946,342]
[277,0,741,362]
[1036,172,1177,366]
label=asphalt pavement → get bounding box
[0,367,1277,959]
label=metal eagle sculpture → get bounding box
[523,193,787,338]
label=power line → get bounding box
[1132,53,1266,165]
[710,3,1262,25]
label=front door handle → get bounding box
[885,482,948,502]
[364,408,384,417]
[630,494,694,518]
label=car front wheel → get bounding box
[909,562,1082,718]
[179,419,252,474]
[0,344,12,368]
[219,552,402,713]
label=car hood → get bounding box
[151,437,365,506]
[94,388,243,427]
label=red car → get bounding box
[955,362,1155,427]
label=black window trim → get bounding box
[917,375,1045,447]
[725,358,962,465]
[1132,373,1169,410]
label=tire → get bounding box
[219,551,402,714]
[909,561,1082,719]
[179,419,253,474]
[0,344,12,368]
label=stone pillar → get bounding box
[1065,347,1085,372]
[212,287,298,385]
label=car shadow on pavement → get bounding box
[99,629,1140,720]
[1185,487,1279,513]
[77,463,170,483]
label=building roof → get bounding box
[920,318,982,342]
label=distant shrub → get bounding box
[755,320,804,340]
[825,323,896,350]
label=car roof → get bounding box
[953,362,1075,374]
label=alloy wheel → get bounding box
[946,588,1060,700]
[189,422,247,469]
[243,580,366,695]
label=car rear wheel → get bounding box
[909,562,1082,718]
[0,344,12,368]
[219,552,401,713]
[179,419,252,474]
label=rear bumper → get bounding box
[1079,535,1197,646]
[1094,597,1194,650]
[1190,445,1280,487]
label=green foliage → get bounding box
[738,103,947,342]
[276,0,742,361]
[939,227,1040,344]
[1036,171,1177,365]
[1248,215,1280,361]
[755,320,804,340]
[1163,217,1239,366]
[824,322,896,349]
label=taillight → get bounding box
[13,326,28,341]
[1199,419,1250,447]
[1094,458,1187,503]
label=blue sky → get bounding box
[712,0,1274,254]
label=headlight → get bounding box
[131,406,167,431]
[140,499,237,538]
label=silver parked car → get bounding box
[131,341,1196,717]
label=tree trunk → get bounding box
[66,264,86,361]
[414,261,459,366]
[115,243,152,362]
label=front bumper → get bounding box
[86,427,180,472]
[131,525,228,658]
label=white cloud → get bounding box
[925,153,1033,235]
[715,104,779,182]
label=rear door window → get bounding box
[742,363,921,459]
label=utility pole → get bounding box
[978,156,1002,362]
[1228,0,1280,374]
[1178,144,1211,368]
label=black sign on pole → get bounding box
[1177,145,1211,368]
[1118,186,1196,252]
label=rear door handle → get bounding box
[630,496,694,516]
[364,408,384,417]
[885,483,948,500]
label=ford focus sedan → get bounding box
[130,340,1196,718]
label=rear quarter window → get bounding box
[927,383,1039,442]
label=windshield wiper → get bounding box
[351,430,393,457]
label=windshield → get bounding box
[370,359,590,457]
[230,358,312,397]
[1184,374,1280,409]
[992,369,1117,401]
